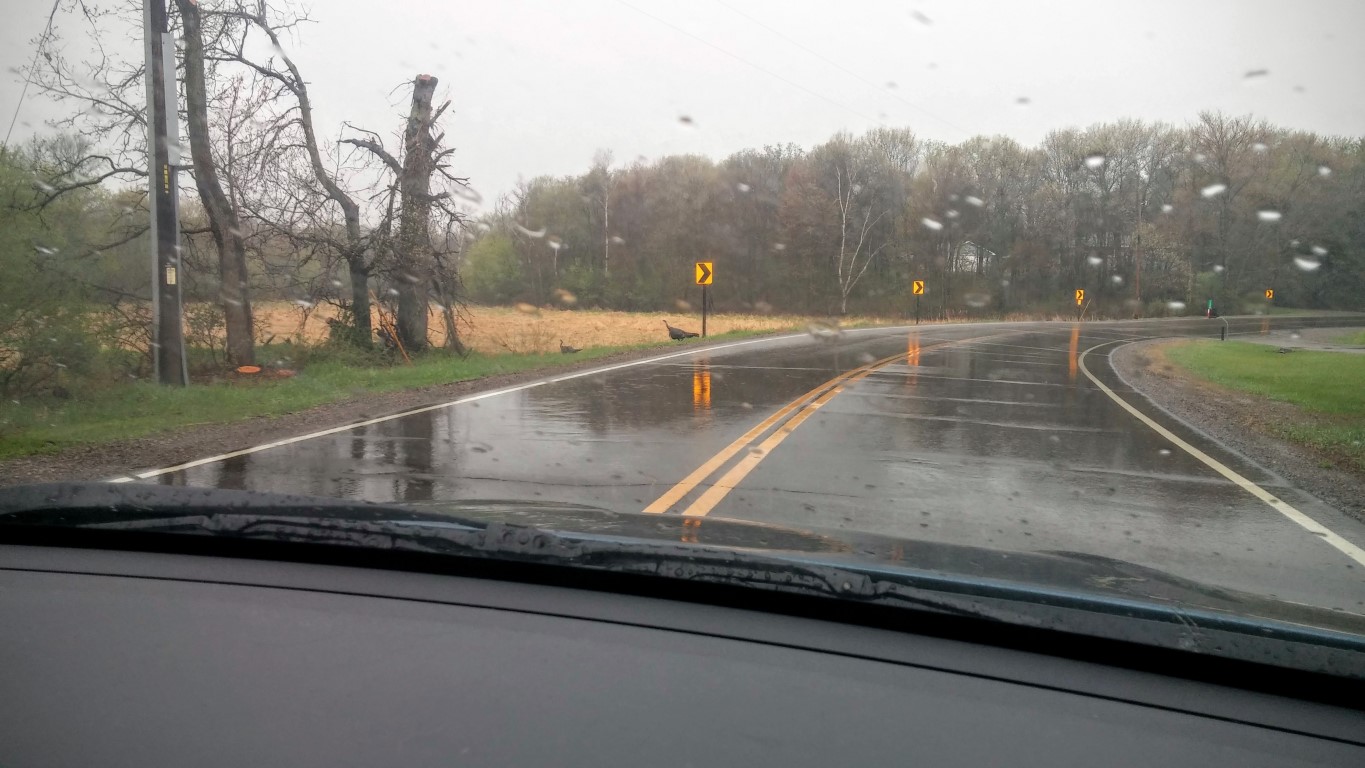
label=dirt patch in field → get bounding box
[1113,339,1365,522]
[252,302,846,354]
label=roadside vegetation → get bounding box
[1164,341,1365,473]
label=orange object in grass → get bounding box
[235,365,262,374]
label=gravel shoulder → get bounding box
[1112,338,1365,523]
[0,340,757,488]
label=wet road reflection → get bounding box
[156,315,1365,612]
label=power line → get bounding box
[613,0,885,129]
[3,0,63,149]
[712,0,970,137]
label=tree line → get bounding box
[466,116,1362,319]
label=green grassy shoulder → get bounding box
[1163,340,1365,472]
[1332,330,1365,346]
[0,330,771,460]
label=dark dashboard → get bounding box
[2,541,1362,767]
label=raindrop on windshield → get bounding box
[451,184,482,204]
[911,9,933,25]
[964,292,991,308]
[547,237,563,251]
[1015,96,1031,106]
[1243,68,1269,79]
[964,195,984,207]
[1201,183,1227,198]
[329,278,343,288]
[32,179,56,195]
[754,301,773,313]
[1310,245,1328,256]
[34,245,58,255]
[945,209,960,219]
[772,242,786,251]
[1256,210,1282,222]
[515,302,539,314]
[736,182,751,193]
[675,299,692,311]
[1318,165,1331,177]
[1161,204,1174,213]
[610,235,625,244]
[677,115,695,128]
[885,81,898,89]
[515,223,546,238]
[1212,264,1225,273]
[807,321,842,342]
[921,217,944,231]
[293,299,314,309]
[1087,255,1103,266]
[1167,301,1187,311]
[1293,256,1321,271]
[1111,274,1124,286]
[1252,142,1269,153]
[554,288,577,306]
[857,352,876,364]
[1158,448,1172,457]
[1289,239,1300,247]
[1084,154,1106,170]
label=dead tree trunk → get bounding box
[395,74,439,352]
[177,0,254,365]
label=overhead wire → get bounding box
[3,0,64,149]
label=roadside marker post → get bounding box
[1265,288,1274,301]
[1075,288,1085,320]
[695,261,713,337]
[912,280,925,325]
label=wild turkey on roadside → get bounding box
[560,339,581,354]
[663,320,699,340]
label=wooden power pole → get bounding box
[144,0,187,385]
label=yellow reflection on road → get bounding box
[1068,325,1080,383]
[906,334,920,388]
[693,362,712,412]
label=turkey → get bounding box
[560,340,581,354]
[663,320,699,340]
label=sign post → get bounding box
[1075,288,1085,320]
[911,280,925,325]
[695,261,713,338]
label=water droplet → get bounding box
[885,81,898,89]
[964,292,991,308]
[1084,154,1106,170]
[1243,68,1269,79]
[1015,96,1030,106]
[1161,204,1174,213]
[857,352,876,364]
[610,235,625,244]
[1252,142,1268,153]
[1087,255,1103,267]
[1289,332,1302,340]
[547,236,563,251]
[735,182,751,193]
[945,209,960,219]
[754,301,773,313]
[1317,165,1331,177]
[451,184,482,204]
[385,288,400,297]
[293,299,314,309]
[515,302,539,314]
[740,402,753,409]
[1256,210,1281,222]
[1048,435,1061,443]
[32,179,56,195]
[1293,256,1321,271]
[34,245,58,255]
[674,299,693,311]
[921,217,943,231]
[329,278,343,288]
[1167,301,1187,311]
[749,446,766,457]
[1158,448,1172,457]
[1193,152,1207,163]
[515,223,546,238]
[772,242,786,251]
[677,114,695,127]
[1111,274,1124,286]
[807,321,842,342]
[1213,264,1225,273]
[1310,245,1328,257]
[1201,183,1227,198]
[554,288,577,305]
[964,195,984,207]
[910,9,933,25]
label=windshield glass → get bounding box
[2,0,1364,669]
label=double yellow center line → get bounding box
[643,335,999,518]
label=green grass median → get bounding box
[1163,341,1365,472]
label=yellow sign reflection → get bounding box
[1068,325,1080,383]
[906,334,921,387]
[693,363,712,412]
[681,517,702,543]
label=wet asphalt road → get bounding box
[145,315,1365,613]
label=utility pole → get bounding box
[144,0,187,385]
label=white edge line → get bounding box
[108,333,810,483]
[1078,339,1365,568]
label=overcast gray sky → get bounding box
[4,0,1363,206]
